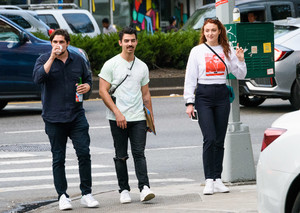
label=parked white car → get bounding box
[35,9,101,37]
[257,110,300,213]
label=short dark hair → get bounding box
[119,26,137,41]
[169,16,176,25]
[102,18,109,24]
[50,29,70,43]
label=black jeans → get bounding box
[109,120,149,192]
[195,84,230,180]
[45,112,92,199]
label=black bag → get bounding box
[204,43,235,103]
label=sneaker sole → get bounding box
[141,193,155,202]
[203,192,213,195]
[81,201,99,208]
[59,206,72,211]
[214,190,230,193]
[120,200,131,204]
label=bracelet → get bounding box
[185,103,194,107]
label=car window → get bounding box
[271,5,292,21]
[274,25,298,38]
[0,20,20,42]
[38,14,59,29]
[1,14,31,29]
[182,6,215,30]
[62,13,95,33]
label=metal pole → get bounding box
[110,0,114,25]
[215,0,256,182]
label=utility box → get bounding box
[225,22,275,78]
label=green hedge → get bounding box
[33,30,200,76]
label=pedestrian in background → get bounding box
[33,29,99,210]
[184,18,247,195]
[247,12,257,23]
[102,18,117,34]
[166,16,178,32]
[99,26,155,204]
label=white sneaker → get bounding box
[120,190,131,204]
[81,194,99,208]
[59,194,72,211]
[214,178,229,193]
[203,179,214,195]
[140,185,155,202]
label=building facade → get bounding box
[0,0,213,33]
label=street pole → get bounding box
[110,0,114,25]
[215,0,256,182]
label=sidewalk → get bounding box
[33,182,257,213]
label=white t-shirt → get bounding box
[103,25,117,34]
[99,54,149,121]
[184,43,247,103]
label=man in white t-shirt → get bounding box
[102,18,117,34]
[99,27,155,204]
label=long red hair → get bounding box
[199,19,231,59]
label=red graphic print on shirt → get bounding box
[205,53,226,76]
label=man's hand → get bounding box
[76,83,90,94]
[115,111,127,129]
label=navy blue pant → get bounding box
[109,120,149,192]
[44,112,92,199]
[195,84,230,180]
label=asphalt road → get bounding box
[0,97,295,212]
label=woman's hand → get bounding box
[186,104,195,118]
[235,43,245,62]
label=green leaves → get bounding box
[34,30,200,75]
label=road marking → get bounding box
[146,146,201,151]
[0,164,113,174]
[0,172,158,182]
[0,158,72,165]
[0,178,193,193]
[0,153,36,158]
[4,126,109,134]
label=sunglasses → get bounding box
[204,17,219,21]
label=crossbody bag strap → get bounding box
[204,43,230,85]
[110,57,135,95]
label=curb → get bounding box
[90,76,184,99]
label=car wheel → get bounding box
[290,81,300,110]
[0,101,8,110]
[292,191,300,213]
[239,95,266,107]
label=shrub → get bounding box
[35,30,200,76]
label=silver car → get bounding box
[239,18,300,109]
[0,9,51,36]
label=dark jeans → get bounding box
[44,112,91,199]
[109,120,149,192]
[195,84,230,180]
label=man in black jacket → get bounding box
[33,29,99,211]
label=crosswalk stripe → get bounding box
[0,172,158,182]
[0,158,72,165]
[0,178,194,193]
[0,164,114,174]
